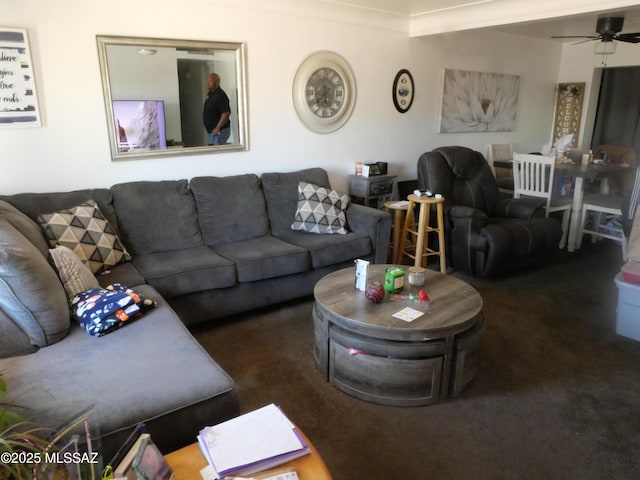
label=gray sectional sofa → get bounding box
[0,167,391,462]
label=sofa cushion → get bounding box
[0,310,40,357]
[0,189,117,232]
[0,200,49,257]
[261,168,332,236]
[97,262,146,289]
[291,182,349,234]
[111,180,203,254]
[132,246,236,297]
[276,231,372,268]
[191,175,270,245]
[214,236,310,282]
[49,245,100,299]
[37,200,131,274]
[0,284,240,459]
[0,221,69,357]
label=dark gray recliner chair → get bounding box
[417,146,562,277]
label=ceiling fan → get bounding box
[552,16,640,45]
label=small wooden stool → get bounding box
[384,200,410,264]
[399,194,446,272]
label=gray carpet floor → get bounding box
[193,240,640,480]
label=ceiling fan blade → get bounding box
[551,35,599,39]
[616,33,640,43]
[571,38,600,45]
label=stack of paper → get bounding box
[197,404,310,478]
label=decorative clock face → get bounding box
[306,67,346,118]
[292,51,356,134]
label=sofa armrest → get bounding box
[345,203,392,264]
[494,198,545,219]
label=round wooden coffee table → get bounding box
[313,264,484,406]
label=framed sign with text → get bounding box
[552,82,585,146]
[0,27,41,127]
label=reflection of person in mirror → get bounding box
[203,73,231,145]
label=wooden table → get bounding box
[165,428,332,480]
[555,162,629,251]
[313,265,484,406]
[493,160,629,252]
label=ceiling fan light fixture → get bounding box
[594,41,616,55]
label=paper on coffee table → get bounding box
[392,307,424,322]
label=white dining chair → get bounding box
[579,166,640,260]
[488,144,514,195]
[513,153,572,248]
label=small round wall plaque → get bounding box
[392,69,414,113]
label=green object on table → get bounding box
[384,266,405,293]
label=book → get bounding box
[113,433,150,479]
[131,436,175,480]
[197,404,310,478]
[104,423,147,477]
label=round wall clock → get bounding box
[292,51,356,134]
[392,69,414,113]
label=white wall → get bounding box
[0,0,563,195]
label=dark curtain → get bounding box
[591,66,640,154]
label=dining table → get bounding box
[556,161,630,251]
[494,159,630,252]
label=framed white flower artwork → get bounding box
[438,69,520,133]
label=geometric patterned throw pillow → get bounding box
[291,181,350,234]
[37,200,131,274]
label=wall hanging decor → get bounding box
[292,50,356,134]
[392,69,414,113]
[0,27,40,127]
[438,69,520,133]
[96,35,248,161]
[552,82,585,147]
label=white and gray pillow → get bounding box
[49,245,100,300]
[291,182,349,234]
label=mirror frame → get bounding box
[96,35,248,161]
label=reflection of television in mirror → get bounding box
[113,100,167,152]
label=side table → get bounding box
[165,428,333,480]
[348,174,397,209]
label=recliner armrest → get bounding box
[493,198,545,219]
[449,205,488,222]
[345,203,392,264]
[446,206,488,275]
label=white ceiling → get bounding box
[313,0,640,41]
[315,0,487,17]
[495,7,640,42]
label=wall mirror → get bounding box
[96,35,248,161]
